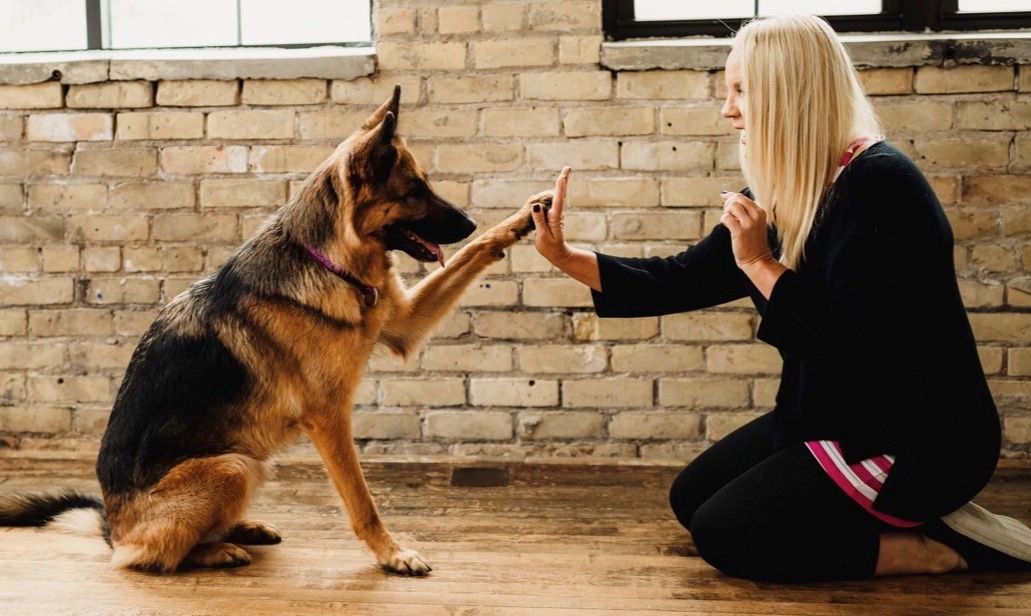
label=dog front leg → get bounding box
[379,191,553,356]
[302,409,431,575]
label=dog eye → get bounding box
[407,184,428,200]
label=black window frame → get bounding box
[603,0,1031,41]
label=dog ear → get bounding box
[360,84,402,131]
[378,110,396,143]
[368,112,397,183]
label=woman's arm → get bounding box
[550,246,601,292]
[530,167,748,318]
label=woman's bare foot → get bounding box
[875,531,966,576]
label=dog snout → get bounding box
[458,212,477,239]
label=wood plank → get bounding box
[0,457,1028,615]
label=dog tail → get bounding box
[0,491,106,537]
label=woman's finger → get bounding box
[721,191,761,221]
[531,202,552,239]
[552,166,571,219]
[721,211,742,234]
[723,201,755,228]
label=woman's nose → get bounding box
[721,98,735,119]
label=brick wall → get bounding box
[0,0,1028,459]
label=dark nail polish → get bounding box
[533,204,540,212]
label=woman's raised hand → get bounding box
[530,166,572,266]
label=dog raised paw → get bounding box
[481,190,552,251]
[380,548,432,576]
[519,191,553,237]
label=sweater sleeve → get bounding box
[590,222,748,318]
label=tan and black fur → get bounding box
[0,86,551,574]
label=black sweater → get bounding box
[590,141,1001,521]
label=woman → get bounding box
[528,15,1031,582]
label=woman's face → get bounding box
[721,48,746,136]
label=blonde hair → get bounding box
[734,14,881,269]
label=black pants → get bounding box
[670,411,896,582]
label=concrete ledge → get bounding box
[602,31,1031,71]
[0,46,376,85]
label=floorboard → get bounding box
[1,457,1028,616]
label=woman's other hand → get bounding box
[531,166,572,266]
[720,190,786,299]
[720,190,774,269]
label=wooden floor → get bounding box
[0,455,1029,616]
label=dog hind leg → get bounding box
[108,454,265,572]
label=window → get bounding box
[0,0,372,53]
[603,0,1031,40]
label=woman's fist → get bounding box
[719,191,775,270]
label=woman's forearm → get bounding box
[551,246,601,292]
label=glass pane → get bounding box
[958,0,1031,11]
[0,0,87,52]
[760,0,882,16]
[241,0,371,45]
[108,0,237,49]
[634,0,753,21]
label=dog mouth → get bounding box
[386,225,446,267]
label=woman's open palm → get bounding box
[531,166,572,264]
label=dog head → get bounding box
[350,85,477,266]
[285,85,476,268]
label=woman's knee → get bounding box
[668,464,709,530]
[688,498,751,578]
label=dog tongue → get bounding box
[412,233,445,268]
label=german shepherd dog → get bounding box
[0,86,550,575]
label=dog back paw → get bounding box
[182,542,252,569]
[223,520,282,545]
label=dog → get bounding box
[0,85,551,575]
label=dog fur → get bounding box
[0,85,552,574]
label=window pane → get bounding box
[241,0,371,45]
[0,0,87,52]
[108,0,237,49]
[634,0,754,21]
[760,0,882,16]
[958,0,1031,11]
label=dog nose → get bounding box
[461,214,477,237]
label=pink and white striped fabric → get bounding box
[804,440,921,527]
